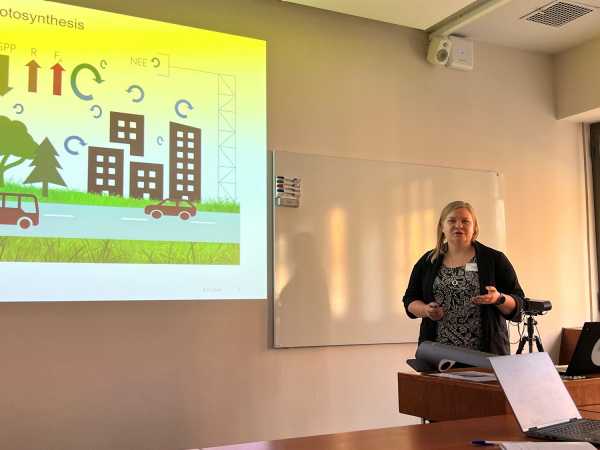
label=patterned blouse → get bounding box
[432,258,482,350]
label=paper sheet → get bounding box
[497,442,595,449]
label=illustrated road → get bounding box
[0,203,240,243]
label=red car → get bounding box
[0,192,40,229]
[144,198,197,220]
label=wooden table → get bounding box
[398,370,600,421]
[202,411,600,450]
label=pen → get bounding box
[471,440,498,446]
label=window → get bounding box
[187,174,194,181]
[130,121,137,129]
[97,155,104,162]
[117,131,125,139]
[4,195,19,209]
[176,184,183,191]
[97,178,104,186]
[20,196,37,214]
[187,132,194,139]
[118,120,125,127]
[177,131,184,138]
[187,141,194,149]
[177,151,183,158]
[109,156,116,163]
[187,163,194,170]
[108,179,116,186]
[143,193,150,199]
[188,151,194,159]
[177,173,184,180]
[137,170,144,176]
[137,181,144,188]
[187,185,194,192]
[149,182,156,189]
[177,162,183,169]
[96,167,104,174]
[108,168,116,175]
[129,132,136,140]
[177,141,184,148]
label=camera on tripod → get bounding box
[523,298,552,316]
[517,298,552,354]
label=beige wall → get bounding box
[555,34,600,119]
[1,1,591,449]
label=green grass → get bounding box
[1,182,240,213]
[0,236,240,265]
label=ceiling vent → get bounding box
[522,1,594,27]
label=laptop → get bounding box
[557,322,600,377]
[491,352,600,444]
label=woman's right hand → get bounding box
[423,302,444,320]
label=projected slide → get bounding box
[0,0,266,300]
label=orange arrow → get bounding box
[26,60,40,93]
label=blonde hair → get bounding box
[430,201,479,262]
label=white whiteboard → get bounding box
[273,151,506,347]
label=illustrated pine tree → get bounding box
[24,137,67,197]
[0,116,38,187]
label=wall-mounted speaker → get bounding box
[447,36,474,71]
[427,35,451,66]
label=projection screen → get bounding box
[0,0,267,301]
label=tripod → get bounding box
[516,314,544,354]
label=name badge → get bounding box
[465,263,478,272]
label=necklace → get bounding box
[447,267,460,286]
[444,251,475,269]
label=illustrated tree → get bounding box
[24,137,67,197]
[0,115,38,187]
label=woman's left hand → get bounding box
[471,286,501,305]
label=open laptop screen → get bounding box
[565,322,600,376]
[490,352,581,431]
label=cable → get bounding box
[509,320,522,345]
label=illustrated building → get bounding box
[87,147,124,196]
[87,115,203,202]
[169,122,201,201]
[110,111,145,156]
[130,162,164,200]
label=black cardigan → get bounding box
[402,241,524,355]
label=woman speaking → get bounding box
[403,201,524,355]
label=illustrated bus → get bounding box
[0,192,40,229]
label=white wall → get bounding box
[0,1,591,449]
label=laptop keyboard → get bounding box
[531,419,600,442]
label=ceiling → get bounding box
[280,0,480,30]
[282,0,600,54]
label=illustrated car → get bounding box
[144,198,197,220]
[0,192,40,229]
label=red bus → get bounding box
[0,192,40,229]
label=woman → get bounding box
[403,201,524,355]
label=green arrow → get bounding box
[70,63,104,101]
[0,55,13,96]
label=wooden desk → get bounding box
[580,404,600,414]
[398,371,600,421]
[202,412,600,450]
